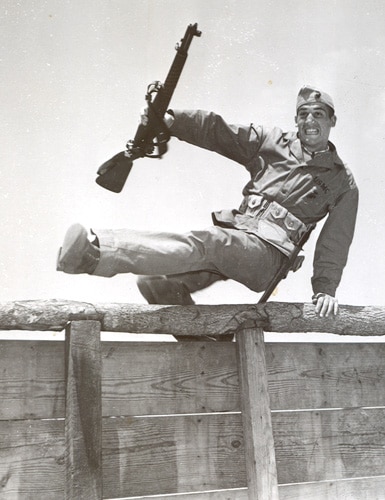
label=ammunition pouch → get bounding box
[241,195,310,256]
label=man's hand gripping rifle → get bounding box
[95,23,202,193]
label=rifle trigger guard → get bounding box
[142,95,171,159]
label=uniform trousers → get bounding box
[92,225,285,296]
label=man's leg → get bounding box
[137,271,234,341]
[57,224,285,292]
[137,270,225,305]
[57,223,284,341]
[56,224,100,274]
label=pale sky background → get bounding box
[1,0,385,340]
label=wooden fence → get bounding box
[1,300,385,499]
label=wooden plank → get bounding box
[127,476,385,500]
[0,418,65,498]
[265,342,385,410]
[0,415,245,499]
[102,409,385,496]
[2,410,385,498]
[2,341,385,420]
[128,489,248,499]
[65,320,102,500]
[101,341,239,416]
[236,327,279,500]
[102,413,246,498]
[0,341,239,420]
[2,300,385,336]
[273,408,385,484]
[0,340,65,419]
[279,476,385,500]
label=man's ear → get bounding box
[331,115,337,127]
[294,115,298,127]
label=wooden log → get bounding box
[1,300,385,336]
[65,320,102,500]
[236,327,279,500]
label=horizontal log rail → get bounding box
[0,300,384,336]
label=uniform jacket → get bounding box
[170,109,359,297]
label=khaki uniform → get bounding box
[170,110,358,296]
[93,109,358,302]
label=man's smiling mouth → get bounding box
[305,128,319,135]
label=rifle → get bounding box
[95,23,202,193]
[258,223,316,304]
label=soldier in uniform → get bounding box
[57,86,358,324]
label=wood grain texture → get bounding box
[104,409,385,496]
[65,320,102,499]
[2,341,385,420]
[265,342,385,410]
[2,299,385,500]
[102,413,246,498]
[120,477,385,500]
[236,327,279,499]
[127,490,249,499]
[2,410,385,498]
[0,340,65,419]
[0,418,65,498]
[101,341,239,416]
[273,408,385,484]
[1,300,385,336]
[279,476,385,500]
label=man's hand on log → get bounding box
[312,293,339,318]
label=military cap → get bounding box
[296,85,335,112]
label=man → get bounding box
[57,85,358,324]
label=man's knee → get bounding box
[136,275,233,342]
[136,275,195,305]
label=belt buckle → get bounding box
[260,199,270,215]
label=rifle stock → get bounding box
[96,23,201,193]
[95,152,133,193]
[258,224,316,304]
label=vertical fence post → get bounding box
[236,325,279,500]
[65,320,102,500]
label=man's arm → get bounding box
[166,109,263,166]
[311,185,359,317]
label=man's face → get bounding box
[295,103,336,151]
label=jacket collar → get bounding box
[289,137,344,169]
